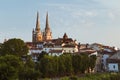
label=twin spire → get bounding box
[32,12,52,42]
[35,12,50,33]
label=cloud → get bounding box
[85,11,97,17]
[71,10,98,18]
[96,0,120,8]
[108,12,116,20]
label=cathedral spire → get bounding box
[45,12,50,30]
[43,12,52,41]
[36,11,40,32]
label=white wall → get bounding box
[102,54,110,70]
[62,47,78,53]
[108,63,119,72]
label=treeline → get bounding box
[0,39,40,80]
[0,55,40,80]
[0,38,96,79]
[37,53,96,78]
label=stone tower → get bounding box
[32,12,43,42]
[43,12,52,41]
[63,33,68,42]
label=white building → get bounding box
[62,44,78,53]
[108,63,118,72]
[49,50,63,56]
[107,50,120,72]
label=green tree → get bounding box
[58,55,66,76]
[39,55,57,77]
[64,54,73,76]
[0,38,28,56]
[80,54,89,73]
[0,55,23,80]
[19,56,40,80]
[89,55,97,71]
[37,51,47,61]
[72,54,81,74]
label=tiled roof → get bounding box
[108,50,120,59]
[80,51,96,54]
[101,51,115,55]
[107,59,120,63]
[62,44,75,48]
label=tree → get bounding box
[0,55,23,80]
[39,55,56,77]
[72,54,81,74]
[37,51,48,61]
[80,54,89,73]
[58,55,66,76]
[64,54,73,76]
[0,38,28,56]
[89,55,97,71]
[18,56,41,80]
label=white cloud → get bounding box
[106,9,120,22]
[81,19,95,28]
[96,0,120,8]
[85,11,97,17]
[71,10,98,18]
[108,12,116,20]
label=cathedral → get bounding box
[32,12,52,42]
[26,12,79,59]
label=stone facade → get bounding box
[32,12,52,42]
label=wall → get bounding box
[108,63,119,72]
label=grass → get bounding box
[39,73,120,80]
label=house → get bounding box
[79,47,97,56]
[62,43,78,53]
[43,41,54,53]
[107,50,120,72]
[89,43,103,51]
[49,50,63,56]
[100,51,115,71]
[28,47,43,62]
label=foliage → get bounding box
[18,56,41,80]
[89,55,97,71]
[38,53,97,78]
[0,38,28,56]
[59,73,120,80]
[38,51,48,61]
[0,55,23,80]
[0,40,97,79]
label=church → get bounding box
[26,12,79,61]
[32,12,52,42]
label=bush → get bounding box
[60,76,69,80]
[69,76,78,80]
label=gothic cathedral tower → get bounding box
[43,12,52,41]
[32,12,43,42]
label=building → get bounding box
[32,12,52,42]
[107,50,120,72]
[26,12,78,60]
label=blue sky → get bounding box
[0,0,120,48]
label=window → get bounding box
[73,50,75,53]
[113,65,115,69]
[64,50,66,53]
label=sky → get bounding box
[0,0,120,48]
